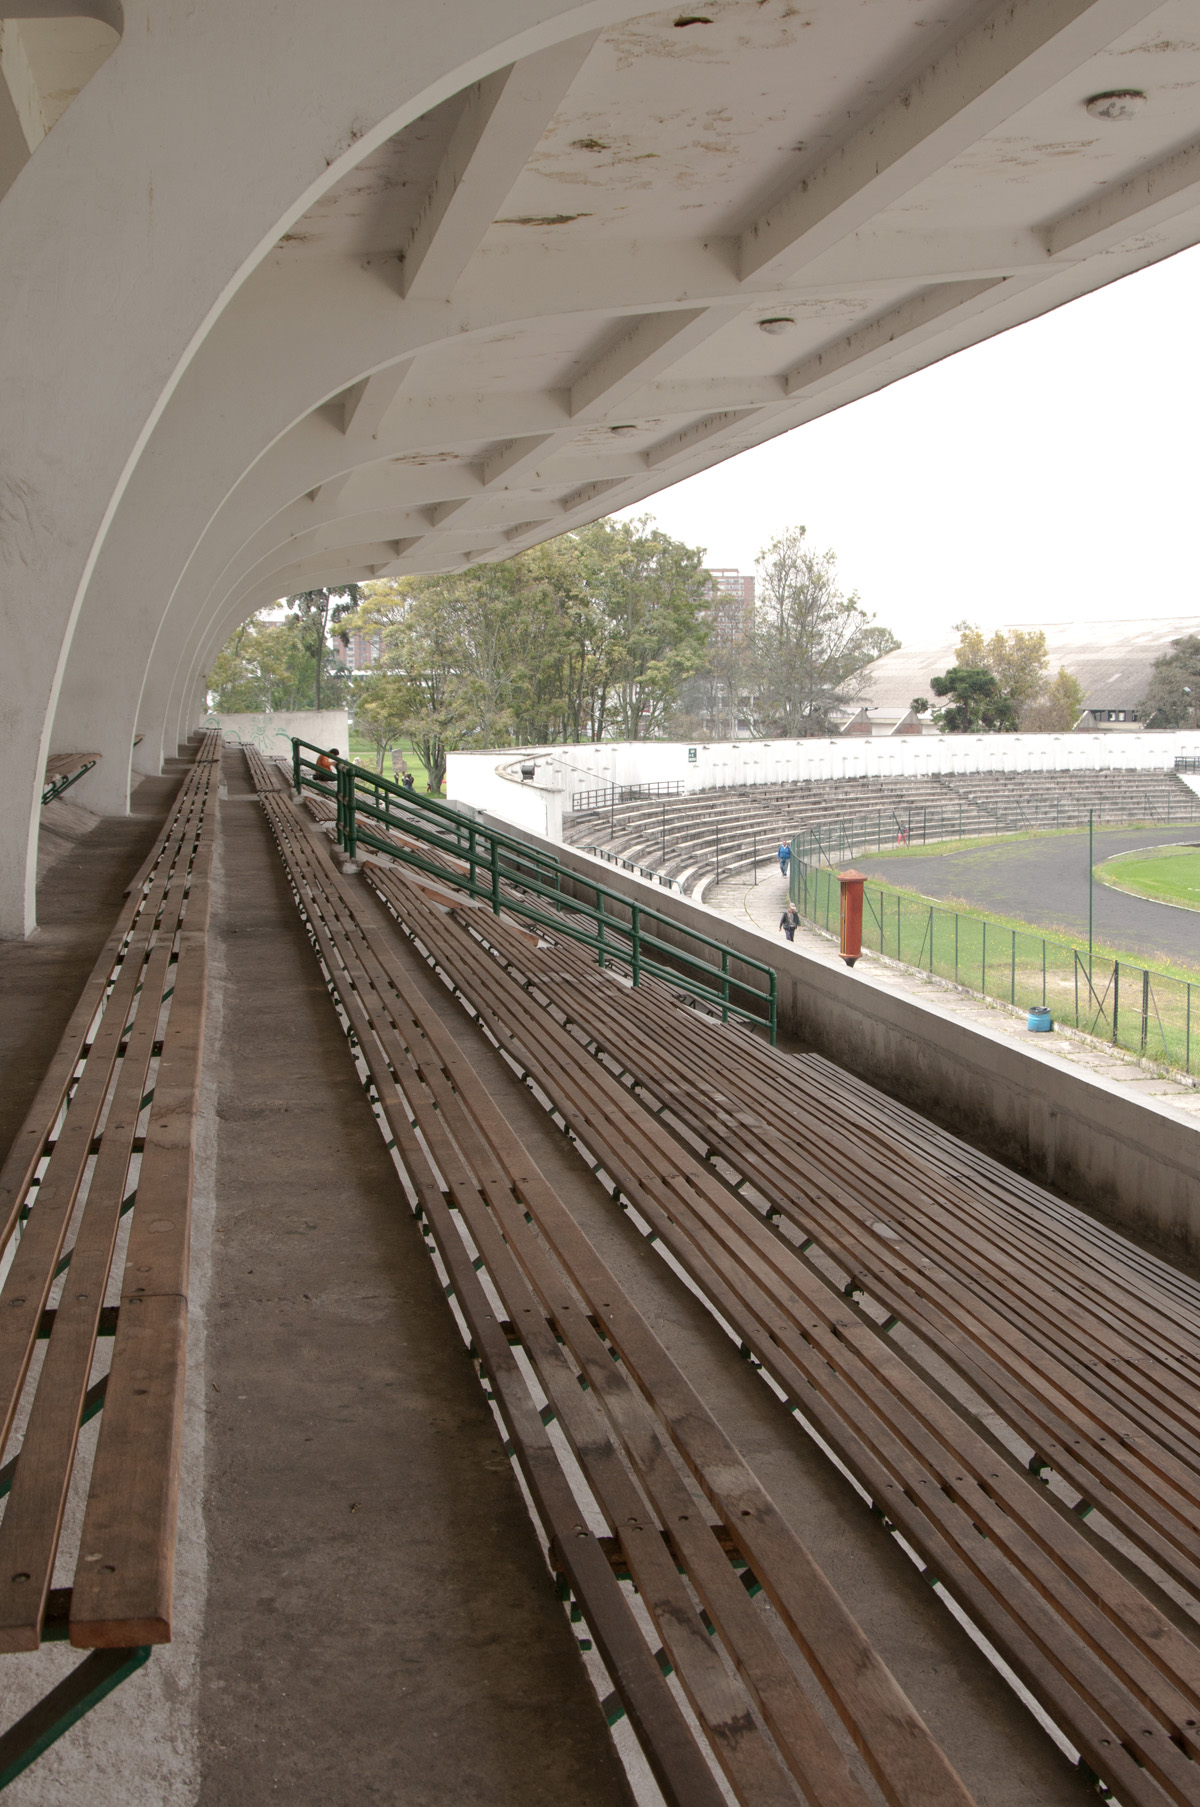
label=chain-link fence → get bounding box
[790,860,1198,1073]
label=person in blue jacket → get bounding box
[777,841,791,877]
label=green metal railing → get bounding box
[41,760,96,806]
[790,857,1198,1073]
[292,739,777,1040]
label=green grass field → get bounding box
[346,733,445,793]
[1096,843,1200,912]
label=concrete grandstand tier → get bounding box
[567,766,1200,895]
[10,1,1200,934]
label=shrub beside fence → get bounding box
[790,860,1197,1074]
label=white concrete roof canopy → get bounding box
[5,0,1200,932]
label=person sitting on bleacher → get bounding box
[314,747,339,785]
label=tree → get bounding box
[285,585,364,710]
[929,667,1018,733]
[206,615,319,712]
[954,623,1049,721]
[1140,635,1200,729]
[742,528,898,737]
[340,517,712,763]
[1021,668,1086,732]
[353,670,414,771]
[574,518,711,740]
[944,622,1083,732]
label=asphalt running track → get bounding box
[855,824,1200,969]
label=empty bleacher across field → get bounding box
[565,768,1200,896]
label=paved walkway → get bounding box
[705,866,1200,1124]
[854,825,1200,969]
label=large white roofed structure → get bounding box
[6,0,1200,933]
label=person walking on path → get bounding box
[777,840,791,877]
[780,905,800,942]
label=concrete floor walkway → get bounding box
[705,866,1200,1125]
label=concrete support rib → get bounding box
[7,0,1200,934]
[0,0,640,937]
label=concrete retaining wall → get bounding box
[202,709,349,761]
[483,811,1200,1266]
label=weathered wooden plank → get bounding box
[364,860,1200,1807]
[0,919,181,1650]
[265,811,977,1807]
[69,826,214,1646]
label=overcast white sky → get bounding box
[614,243,1200,649]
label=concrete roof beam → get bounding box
[735,0,1167,283]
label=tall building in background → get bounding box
[707,568,755,611]
[334,630,384,673]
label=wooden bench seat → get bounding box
[261,767,1200,1807]
[0,731,219,1787]
[255,779,979,1807]
[356,861,1200,1807]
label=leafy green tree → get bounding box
[206,616,318,711]
[353,670,414,771]
[954,623,1048,721]
[929,666,1018,733]
[743,528,898,737]
[1140,635,1200,729]
[574,518,711,740]
[1021,668,1086,732]
[339,518,711,759]
[948,622,1082,731]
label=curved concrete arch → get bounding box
[1,0,645,934]
[14,0,1200,943]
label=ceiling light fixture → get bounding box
[1085,90,1147,121]
[757,317,795,335]
[610,423,639,436]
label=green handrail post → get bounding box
[721,949,730,1024]
[631,903,641,988]
[489,836,501,915]
[292,739,302,797]
[468,824,478,898]
[597,891,606,970]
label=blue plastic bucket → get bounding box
[1027,1006,1052,1032]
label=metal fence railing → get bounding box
[570,780,684,813]
[292,739,776,1041]
[790,859,1198,1073]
